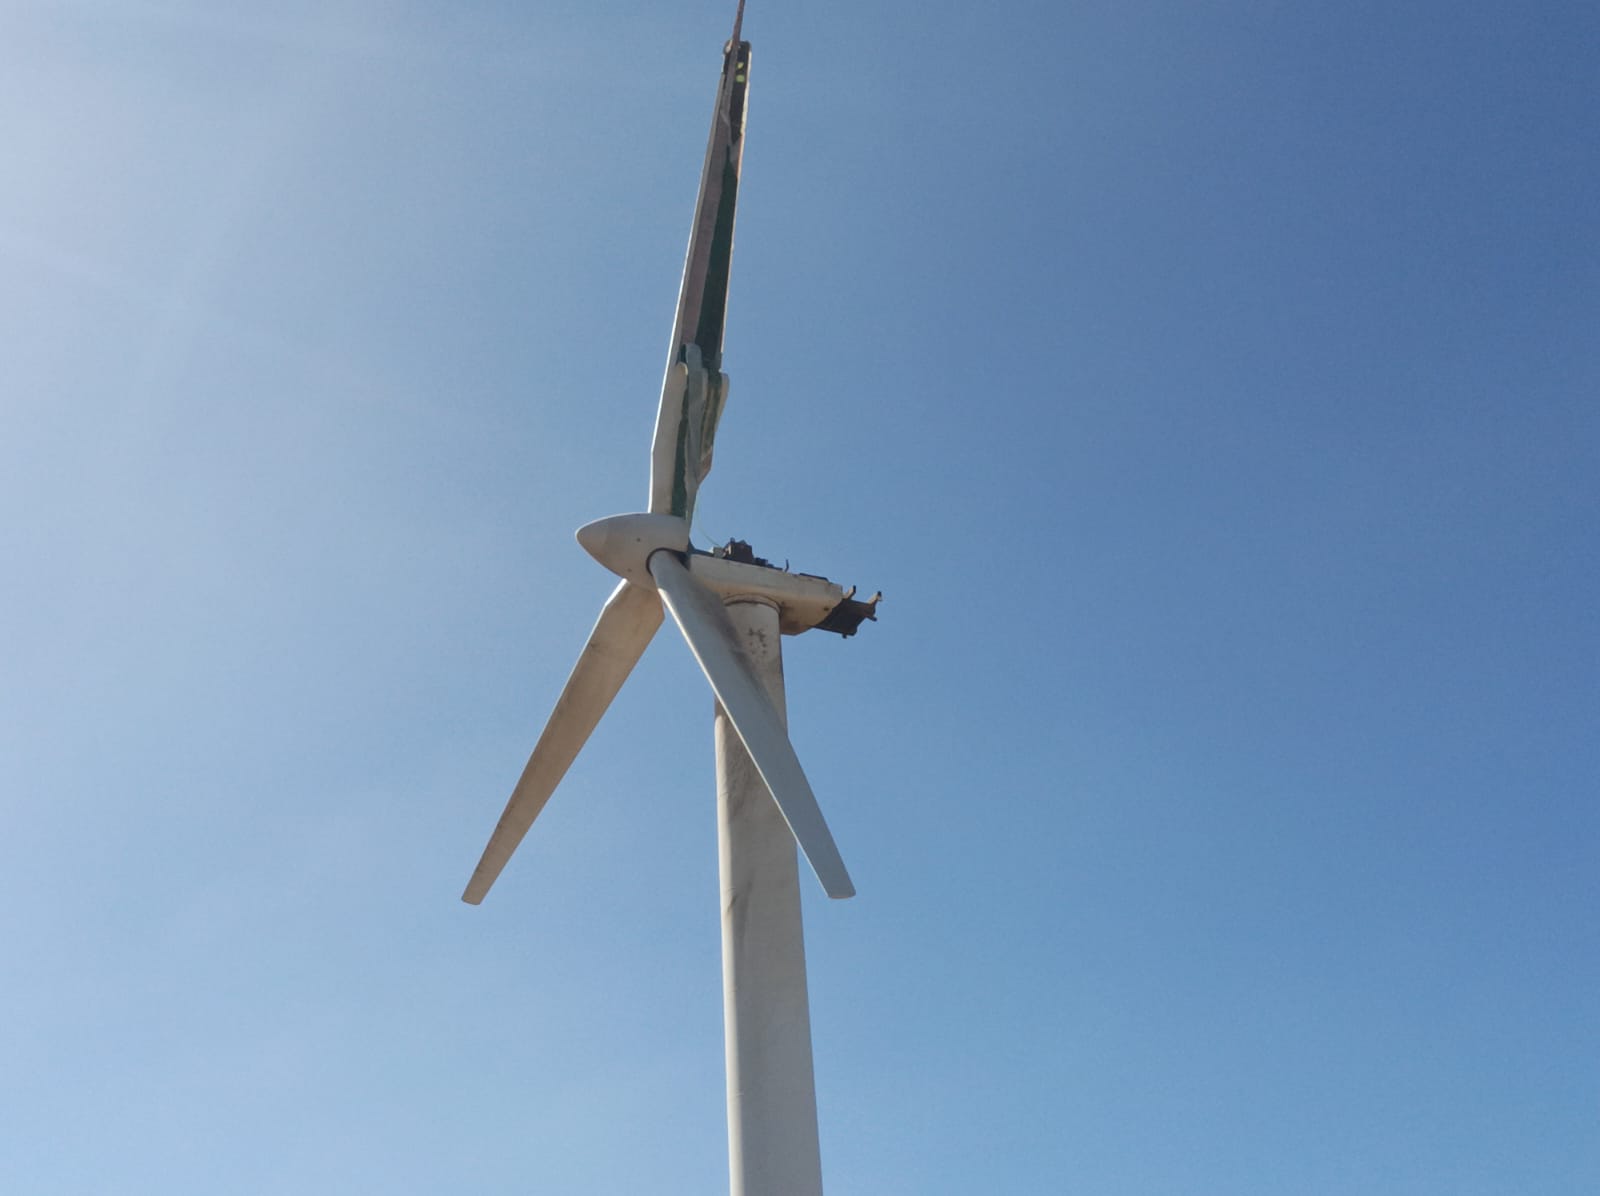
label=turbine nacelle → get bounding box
[576,513,690,587]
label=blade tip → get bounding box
[461,874,491,905]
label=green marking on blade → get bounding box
[694,159,741,359]
[671,413,691,519]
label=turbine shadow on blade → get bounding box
[462,580,663,905]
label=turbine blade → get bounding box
[649,551,855,899]
[648,25,750,519]
[462,580,663,905]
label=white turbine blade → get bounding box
[462,580,663,905]
[649,550,855,899]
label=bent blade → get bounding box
[648,26,750,519]
[649,550,855,899]
[462,580,663,904]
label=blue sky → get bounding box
[3,1,1596,1192]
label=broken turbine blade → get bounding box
[462,579,663,904]
[648,549,855,899]
[647,24,749,523]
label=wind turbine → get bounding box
[462,5,878,1192]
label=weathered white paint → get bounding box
[648,360,691,515]
[717,596,825,1196]
[652,551,853,898]
[574,512,690,586]
[461,579,662,904]
[688,553,848,635]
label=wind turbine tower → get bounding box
[461,6,879,1193]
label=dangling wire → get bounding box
[692,512,727,556]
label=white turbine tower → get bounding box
[462,5,878,1192]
